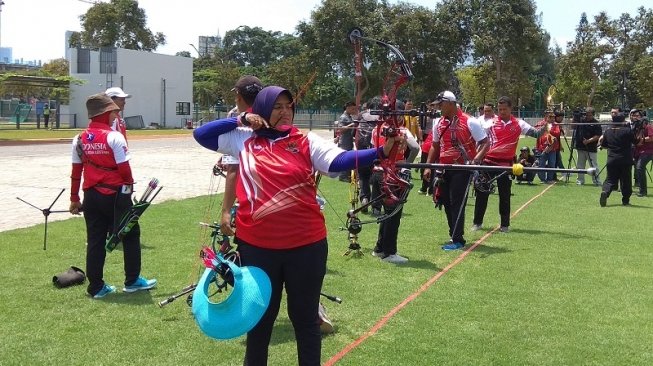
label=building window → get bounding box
[77,48,90,74]
[99,47,117,74]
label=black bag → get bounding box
[52,266,86,288]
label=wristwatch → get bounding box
[239,112,250,126]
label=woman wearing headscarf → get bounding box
[194,86,400,365]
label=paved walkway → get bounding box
[0,129,333,232]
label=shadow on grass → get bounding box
[471,244,512,258]
[399,259,439,271]
[102,290,156,306]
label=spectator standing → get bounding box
[105,87,131,141]
[68,94,157,299]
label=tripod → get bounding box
[564,129,578,183]
[16,188,68,250]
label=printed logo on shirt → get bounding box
[87,133,95,141]
[253,144,263,151]
[285,141,299,153]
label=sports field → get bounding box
[0,152,651,365]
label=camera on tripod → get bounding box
[572,108,586,123]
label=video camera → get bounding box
[572,108,586,123]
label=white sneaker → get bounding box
[499,226,510,233]
[576,180,584,185]
[471,224,482,231]
[382,254,408,264]
[372,250,385,258]
[318,303,334,334]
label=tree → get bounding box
[41,58,70,77]
[555,13,614,108]
[631,55,653,107]
[297,0,470,106]
[222,27,299,67]
[467,0,550,102]
[455,64,496,111]
[70,0,165,51]
[175,51,192,58]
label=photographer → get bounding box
[599,112,638,206]
[515,146,536,185]
[573,107,602,185]
[631,109,653,197]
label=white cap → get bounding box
[105,87,131,98]
[435,90,457,103]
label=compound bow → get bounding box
[342,28,416,239]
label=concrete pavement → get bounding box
[0,129,333,233]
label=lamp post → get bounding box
[0,1,6,49]
[189,43,201,58]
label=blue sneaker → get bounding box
[123,276,157,293]
[93,284,116,299]
[442,242,464,251]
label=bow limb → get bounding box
[346,27,415,227]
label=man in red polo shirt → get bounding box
[472,96,544,233]
[424,91,489,251]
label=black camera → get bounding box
[632,118,644,131]
[572,108,586,123]
[380,126,399,137]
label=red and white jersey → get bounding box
[72,122,130,194]
[111,117,128,142]
[535,120,561,152]
[484,115,535,165]
[218,127,343,249]
[432,110,486,164]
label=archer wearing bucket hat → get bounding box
[104,87,131,140]
[69,93,157,299]
[193,86,403,364]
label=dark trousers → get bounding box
[370,170,383,211]
[474,171,512,228]
[238,240,327,366]
[82,188,141,296]
[419,152,435,194]
[602,162,632,204]
[357,165,372,202]
[375,203,403,256]
[635,154,653,195]
[44,114,50,128]
[440,170,472,243]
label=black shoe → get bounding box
[636,193,645,197]
[371,208,382,217]
[622,201,630,206]
[599,192,607,207]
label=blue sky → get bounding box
[0,0,648,63]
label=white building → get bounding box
[67,45,192,128]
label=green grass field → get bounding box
[0,126,192,141]
[1,155,652,365]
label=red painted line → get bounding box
[324,183,556,365]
